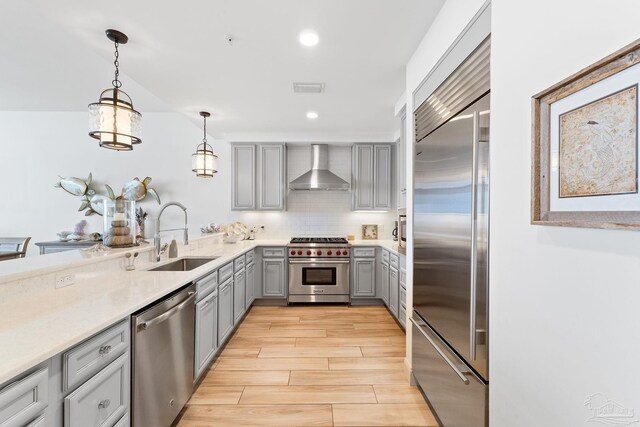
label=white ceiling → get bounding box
[0,0,445,139]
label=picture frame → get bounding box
[362,224,378,240]
[532,38,640,230]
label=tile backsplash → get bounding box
[232,145,396,239]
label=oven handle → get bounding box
[289,260,350,264]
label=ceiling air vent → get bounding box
[293,82,325,93]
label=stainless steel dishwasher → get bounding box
[132,284,196,427]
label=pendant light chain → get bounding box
[112,41,122,88]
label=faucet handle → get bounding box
[160,243,169,254]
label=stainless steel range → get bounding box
[288,237,350,303]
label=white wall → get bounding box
[404,0,487,372]
[232,145,396,239]
[490,1,640,425]
[0,112,231,255]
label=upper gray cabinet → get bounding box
[231,144,286,211]
[352,144,393,211]
[398,111,407,208]
[231,145,256,210]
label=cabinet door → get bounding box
[258,145,286,210]
[0,367,48,427]
[381,262,389,306]
[352,145,374,210]
[195,291,218,381]
[389,266,399,317]
[217,279,234,346]
[374,145,392,210]
[231,145,256,210]
[246,263,256,307]
[262,259,286,297]
[233,271,246,324]
[352,258,376,297]
[398,113,407,208]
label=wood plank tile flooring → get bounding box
[177,306,437,427]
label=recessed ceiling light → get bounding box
[306,111,319,119]
[299,30,319,47]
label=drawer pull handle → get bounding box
[99,345,112,355]
[98,399,111,409]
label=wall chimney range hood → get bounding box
[289,144,350,191]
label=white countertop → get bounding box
[0,237,398,384]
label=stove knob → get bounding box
[335,251,341,256]
[290,250,296,256]
[307,250,312,256]
[327,250,333,255]
[342,250,349,256]
[317,250,322,256]
[297,250,302,255]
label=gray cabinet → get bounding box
[0,367,48,427]
[381,261,389,305]
[217,278,234,346]
[389,266,399,317]
[64,354,129,427]
[352,144,393,211]
[246,262,256,307]
[262,259,286,298]
[231,144,286,211]
[398,112,407,208]
[231,145,256,210]
[195,290,218,381]
[258,145,286,210]
[352,258,376,298]
[233,270,246,324]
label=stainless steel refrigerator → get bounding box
[411,90,490,427]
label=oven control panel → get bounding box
[288,247,350,258]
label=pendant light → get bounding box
[88,29,142,150]
[192,111,218,177]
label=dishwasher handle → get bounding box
[138,291,196,332]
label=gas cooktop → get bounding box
[289,237,349,245]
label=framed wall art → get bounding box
[362,224,378,240]
[532,39,640,229]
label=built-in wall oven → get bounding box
[288,237,350,303]
[398,208,407,253]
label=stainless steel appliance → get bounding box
[288,237,350,303]
[288,145,350,191]
[412,37,490,427]
[132,284,196,427]
[397,209,406,253]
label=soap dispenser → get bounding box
[168,236,178,258]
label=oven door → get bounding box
[289,259,350,300]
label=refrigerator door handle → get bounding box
[469,110,480,361]
[410,317,470,385]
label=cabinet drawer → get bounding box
[400,268,406,288]
[196,271,218,301]
[382,250,390,263]
[262,247,285,258]
[63,320,128,392]
[0,367,48,427]
[390,253,399,269]
[219,262,234,283]
[400,287,406,308]
[26,415,46,427]
[245,250,255,265]
[64,354,128,427]
[234,255,246,272]
[352,247,376,258]
[113,414,128,427]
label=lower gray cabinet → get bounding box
[389,266,399,317]
[381,262,390,306]
[246,262,256,307]
[0,366,48,427]
[195,290,218,381]
[217,278,234,346]
[233,270,246,324]
[64,353,129,427]
[262,258,286,298]
[352,258,376,297]
[26,415,46,427]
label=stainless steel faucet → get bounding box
[154,202,188,262]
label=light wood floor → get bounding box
[176,305,437,427]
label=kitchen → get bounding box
[1,1,640,427]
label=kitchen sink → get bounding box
[149,257,218,272]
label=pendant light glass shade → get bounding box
[89,88,142,150]
[192,111,218,177]
[88,29,141,150]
